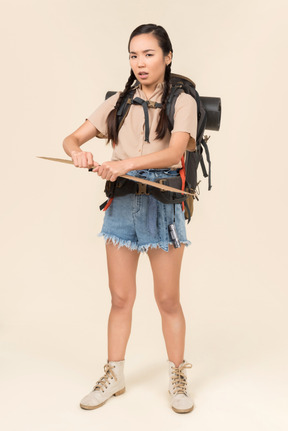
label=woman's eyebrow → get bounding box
[129,49,156,54]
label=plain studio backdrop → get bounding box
[0,0,287,430]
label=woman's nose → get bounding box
[137,56,146,67]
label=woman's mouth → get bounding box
[138,72,149,79]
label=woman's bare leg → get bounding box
[147,244,186,367]
[106,242,140,361]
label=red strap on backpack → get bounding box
[103,197,114,211]
[179,155,186,211]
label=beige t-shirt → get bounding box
[85,81,197,169]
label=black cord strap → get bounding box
[131,97,162,143]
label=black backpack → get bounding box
[105,73,221,221]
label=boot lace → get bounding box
[92,364,117,392]
[171,362,192,395]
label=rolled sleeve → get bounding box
[85,92,121,138]
[171,92,198,151]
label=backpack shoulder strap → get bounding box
[166,86,184,130]
[116,87,137,131]
[166,74,198,131]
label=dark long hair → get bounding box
[106,24,173,145]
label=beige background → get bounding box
[1,0,287,429]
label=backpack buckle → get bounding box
[147,100,156,108]
[136,183,149,195]
[158,178,167,191]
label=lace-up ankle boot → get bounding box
[80,359,126,410]
[168,359,194,413]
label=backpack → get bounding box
[105,73,221,222]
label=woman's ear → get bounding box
[166,51,173,65]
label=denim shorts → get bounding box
[98,168,191,253]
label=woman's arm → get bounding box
[93,131,191,182]
[62,120,100,168]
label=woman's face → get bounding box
[129,33,172,92]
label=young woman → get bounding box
[62,23,197,414]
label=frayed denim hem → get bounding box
[98,232,191,253]
[98,232,139,251]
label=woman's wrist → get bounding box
[122,158,136,173]
[63,136,82,157]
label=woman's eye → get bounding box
[129,54,153,59]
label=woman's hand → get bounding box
[92,160,130,182]
[71,150,99,169]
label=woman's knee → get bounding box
[110,285,136,310]
[156,295,181,314]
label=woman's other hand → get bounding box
[92,160,130,182]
